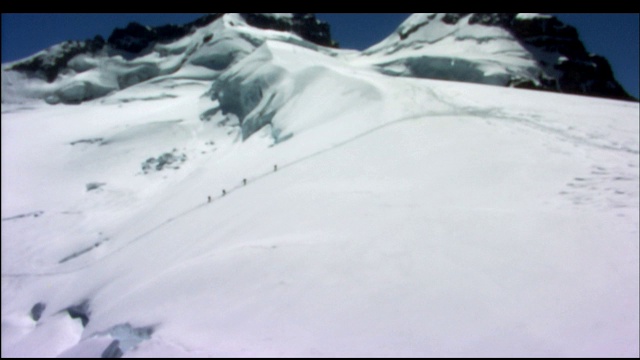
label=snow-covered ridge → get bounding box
[357,13,634,101]
[1,13,338,105]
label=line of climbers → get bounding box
[208,164,277,203]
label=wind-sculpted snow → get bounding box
[206,40,383,142]
[210,44,288,140]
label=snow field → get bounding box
[2,13,638,357]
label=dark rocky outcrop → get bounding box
[239,13,338,48]
[66,300,91,327]
[30,302,46,321]
[9,36,105,83]
[101,340,123,358]
[141,150,187,173]
[441,13,469,25]
[553,53,630,99]
[98,323,154,357]
[106,14,225,53]
[399,14,436,40]
[107,22,158,53]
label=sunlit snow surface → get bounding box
[2,15,639,357]
[356,13,553,87]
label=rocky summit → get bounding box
[457,13,632,100]
[360,13,634,101]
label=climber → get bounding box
[222,189,226,196]
[243,178,247,186]
[274,164,278,172]
[208,195,211,203]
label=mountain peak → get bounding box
[105,13,338,54]
[4,13,337,85]
[1,13,339,105]
[363,13,633,101]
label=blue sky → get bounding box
[2,13,638,98]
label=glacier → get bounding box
[1,13,639,357]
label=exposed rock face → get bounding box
[66,300,91,327]
[239,13,338,48]
[106,13,225,53]
[101,340,123,358]
[141,151,187,173]
[9,36,105,83]
[107,22,158,53]
[30,302,46,321]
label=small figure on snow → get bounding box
[208,195,211,203]
[243,178,247,186]
[222,189,226,196]
[274,164,278,172]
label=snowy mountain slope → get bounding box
[1,13,340,105]
[354,13,634,101]
[2,14,639,358]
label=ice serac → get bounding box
[359,13,634,101]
